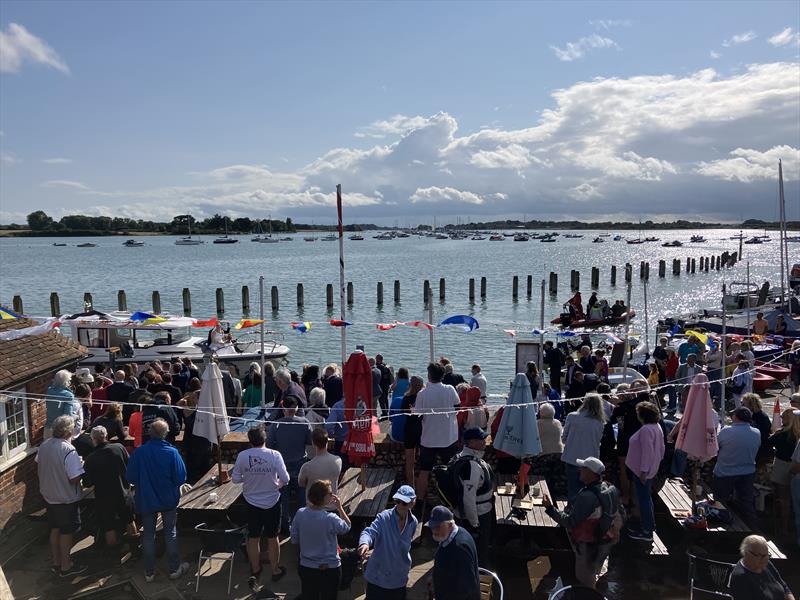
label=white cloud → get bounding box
[356,115,431,139]
[11,61,799,223]
[710,50,721,59]
[0,23,69,74]
[589,19,632,30]
[42,157,72,164]
[41,179,90,190]
[409,186,484,205]
[1,151,20,166]
[550,34,618,62]
[696,145,800,182]
[722,31,757,47]
[768,27,800,47]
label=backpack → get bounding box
[587,481,625,542]
[432,454,494,512]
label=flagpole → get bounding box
[428,290,434,363]
[538,279,545,387]
[721,282,728,424]
[337,184,346,365]
[778,160,786,308]
[643,278,650,356]
[259,275,265,409]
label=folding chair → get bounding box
[194,522,246,595]
[687,552,736,600]
[479,567,504,600]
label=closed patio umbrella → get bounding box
[494,373,542,495]
[341,351,375,489]
[675,373,718,499]
[193,361,232,483]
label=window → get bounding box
[0,389,29,464]
[77,328,108,348]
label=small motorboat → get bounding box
[77,243,97,248]
[321,234,338,241]
[281,237,293,241]
[540,237,556,242]
[755,361,790,381]
[752,371,777,392]
[626,238,645,245]
[644,237,659,242]
[489,235,504,241]
[592,237,604,243]
[744,237,763,244]
[303,236,317,242]
[123,239,144,247]
[690,235,706,243]
[213,236,238,244]
[662,240,683,247]
[52,243,67,247]
[613,235,624,241]
[513,234,529,241]
[471,235,486,240]
[550,310,636,328]
[348,234,364,240]
[564,234,584,238]
[175,236,204,245]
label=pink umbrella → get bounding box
[675,373,719,462]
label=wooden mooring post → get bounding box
[512,276,519,300]
[591,267,599,289]
[549,272,558,295]
[118,290,128,311]
[12,296,22,314]
[610,266,617,287]
[439,278,446,302]
[50,292,60,317]
[326,284,334,308]
[347,282,354,305]
[480,277,487,299]
[394,280,400,304]
[215,288,224,314]
[526,275,533,299]
[469,278,475,302]
[152,291,161,314]
[271,286,279,310]
[296,284,304,307]
[242,286,250,313]
[182,288,191,316]
[377,282,384,305]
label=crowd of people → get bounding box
[34,337,800,598]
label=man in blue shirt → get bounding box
[126,418,189,582]
[358,485,419,599]
[712,407,761,524]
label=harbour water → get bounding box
[0,228,791,395]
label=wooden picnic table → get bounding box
[495,474,563,528]
[178,463,243,511]
[337,467,397,521]
[656,478,786,559]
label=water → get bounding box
[0,229,790,395]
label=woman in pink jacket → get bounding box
[624,401,665,542]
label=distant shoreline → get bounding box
[1,222,797,238]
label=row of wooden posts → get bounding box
[13,251,738,318]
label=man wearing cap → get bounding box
[357,485,419,599]
[542,457,619,588]
[454,427,495,567]
[427,505,480,600]
[712,407,761,524]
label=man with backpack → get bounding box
[542,456,621,589]
[443,428,495,567]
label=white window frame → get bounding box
[0,388,30,466]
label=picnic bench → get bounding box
[337,467,396,521]
[179,463,243,511]
[656,478,786,559]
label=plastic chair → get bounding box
[479,567,504,600]
[194,522,246,595]
[687,553,735,599]
[548,584,607,599]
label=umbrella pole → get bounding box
[213,406,229,484]
[361,463,366,491]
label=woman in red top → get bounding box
[665,347,680,412]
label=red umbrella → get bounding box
[341,351,375,486]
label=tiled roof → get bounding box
[0,319,87,390]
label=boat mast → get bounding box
[779,159,786,307]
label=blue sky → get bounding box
[1,1,798,225]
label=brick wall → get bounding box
[0,373,51,532]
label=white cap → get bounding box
[576,457,605,475]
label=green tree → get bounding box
[27,210,53,231]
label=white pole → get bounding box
[778,160,786,307]
[428,290,434,363]
[259,276,265,408]
[721,282,728,423]
[538,279,545,387]
[621,282,633,383]
[336,185,346,365]
[746,262,752,338]
[643,278,650,355]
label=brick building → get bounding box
[0,318,86,531]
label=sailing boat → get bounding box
[255,215,279,243]
[175,216,204,245]
[626,221,645,244]
[213,217,238,244]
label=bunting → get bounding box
[438,315,479,333]
[291,321,313,333]
[329,319,352,327]
[234,319,265,330]
[403,320,433,330]
[376,322,399,331]
[0,306,22,320]
[193,317,218,327]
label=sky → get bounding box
[1,1,799,226]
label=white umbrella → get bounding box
[193,362,231,483]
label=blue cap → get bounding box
[393,485,416,503]
[426,505,454,528]
[463,427,489,441]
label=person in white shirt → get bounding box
[231,426,290,590]
[36,415,87,577]
[298,428,342,508]
[413,362,461,501]
[470,364,488,399]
